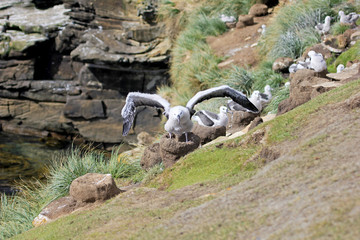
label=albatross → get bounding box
[121,85,258,142]
[192,106,229,127]
[308,50,327,72]
[315,16,331,35]
[338,10,359,25]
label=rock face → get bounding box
[0,0,170,145]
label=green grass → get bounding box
[330,21,351,35]
[263,84,290,114]
[148,143,261,191]
[259,0,348,61]
[327,41,360,73]
[267,79,360,144]
[0,145,142,239]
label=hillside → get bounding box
[12,79,360,239]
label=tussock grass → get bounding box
[0,145,142,239]
[330,21,351,35]
[259,0,347,61]
[263,84,290,114]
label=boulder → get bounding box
[69,173,122,203]
[229,111,259,129]
[248,4,268,16]
[236,15,254,28]
[159,133,200,168]
[326,63,360,83]
[191,124,226,145]
[248,117,263,131]
[33,196,77,227]
[277,69,331,115]
[272,57,293,73]
[141,143,162,170]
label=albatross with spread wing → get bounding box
[121,85,258,142]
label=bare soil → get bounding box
[207,15,272,69]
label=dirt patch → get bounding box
[207,15,272,69]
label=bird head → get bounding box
[219,106,228,114]
[339,10,344,17]
[325,16,331,23]
[171,107,184,123]
[264,85,272,92]
[308,50,316,58]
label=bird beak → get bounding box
[177,114,181,123]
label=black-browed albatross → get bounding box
[192,106,229,127]
[121,85,258,142]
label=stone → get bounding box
[226,22,237,28]
[277,69,330,115]
[326,63,360,83]
[350,31,360,41]
[141,143,162,170]
[69,173,122,203]
[272,57,293,73]
[0,59,35,81]
[64,99,105,119]
[236,15,254,28]
[33,196,77,227]
[229,111,259,129]
[248,117,263,131]
[191,124,226,145]
[159,133,200,168]
[248,4,268,16]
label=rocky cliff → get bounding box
[0,0,170,147]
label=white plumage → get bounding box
[339,10,359,25]
[249,91,263,112]
[121,85,258,142]
[315,16,331,35]
[308,50,327,72]
[336,64,345,73]
[192,106,229,127]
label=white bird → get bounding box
[315,16,332,35]
[261,24,266,35]
[338,10,359,25]
[249,91,263,112]
[259,85,273,105]
[220,14,236,23]
[336,64,345,73]
[284,82,290,88]
[308,50,327,72]
[192,106,229,127]
[121,85,258,142]
[288,60,310,73]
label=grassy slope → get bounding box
[13,79,360,239]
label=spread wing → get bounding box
[121,92,171,136]
[186,85,259,114]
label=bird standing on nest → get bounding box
[121,85,258,142]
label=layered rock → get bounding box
[0,0,170,145]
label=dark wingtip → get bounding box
[122,121,132,136]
